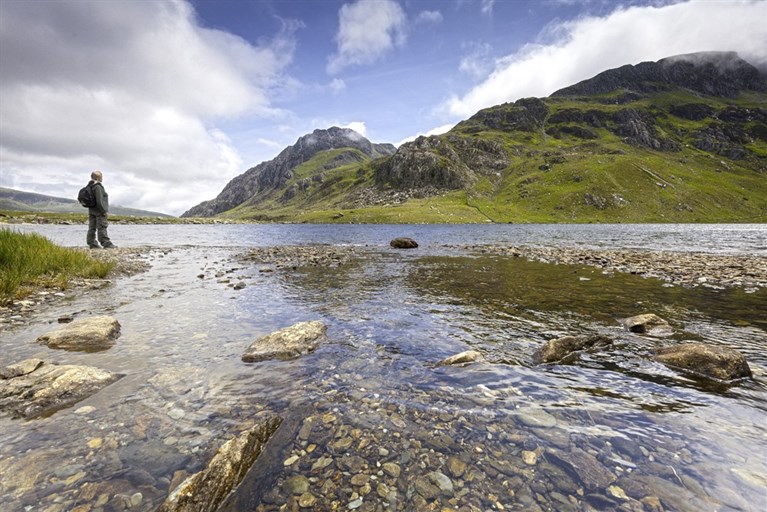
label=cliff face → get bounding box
[182,127,395,217]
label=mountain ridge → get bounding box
[0,187,172,217]
[183,52,767,223]
[182,127,396,217]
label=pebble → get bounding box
[167,408,185,420]
[517,408,557,428]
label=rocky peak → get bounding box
[182,127,395,217]
[552,52,766,98]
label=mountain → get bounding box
[185,52,767,223]
[0,187,172,217]
[182,127,396,217]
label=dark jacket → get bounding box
[88,181,109,215]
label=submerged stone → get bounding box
[436,350,484,366]
[242,321,327,362]
[654,342,752,381]
[533,335,612,364]
[0,359,120,419]
[157,416,282,512]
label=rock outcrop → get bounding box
[0,359,120,419]
[373,134,508,191]
[242,321,328,362]
[36,315,121,351]
[157,417,282,512]
[654,342,752,381]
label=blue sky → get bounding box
[1,0,765,215]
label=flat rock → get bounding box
[533,335,612,364]
[0,359,120,419]
[436,350,484,366]
[36,315,121,351]
[242,321,327,362]
[516,407,557,428]
[654,342,752,381]
[619,313,674,337]
[157,416,282,512]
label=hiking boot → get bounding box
[103,245,118,249]
[88,245,102,249]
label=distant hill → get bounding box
[182,127,396,217]
[184,52,767,223]
[0,187,173,217]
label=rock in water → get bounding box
[242,321,327,362]
[390,237,419,249]
[619,313,674,337]
[36,315,121,351]
[533,335,612,363]
[157,416,282,512]
[0,359,120,419]
[654,342,752,381]
[436,350,484,366]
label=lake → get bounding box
[2,223,766,511]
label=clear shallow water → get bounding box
[2,224,766,511]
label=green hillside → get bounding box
[222,90,767,224]
[208,54,767,224]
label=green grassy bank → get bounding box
[0,229,114,303]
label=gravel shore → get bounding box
[460,244,767,291]
[3,244,764,331]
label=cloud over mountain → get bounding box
[444,0,767,117]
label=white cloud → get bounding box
[340,122,368,137]
[329,78,348,94]
[459,41,494,78]
[0,0,299,215]
[444,0,767,118]
[397,123,455,147]
[480,0,496,16]
[327,0,407,74]
[416,10,443,25]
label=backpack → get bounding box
[77,183,96,208]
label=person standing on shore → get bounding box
[86,170,116,249]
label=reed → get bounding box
[0,229,114,302]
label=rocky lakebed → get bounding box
[1,237,766,511]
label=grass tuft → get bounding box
[0,229,114,303]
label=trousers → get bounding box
[87,214,113,248]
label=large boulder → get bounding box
[157,416,282,512]
[654,342,752,382]
[619,313,674,337]
[36,315,121,351]
[390,237,419,249]
[242,321,327,362]
[533,335,613,364]
[0,359,120,419]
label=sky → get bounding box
[1,0,765,216]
